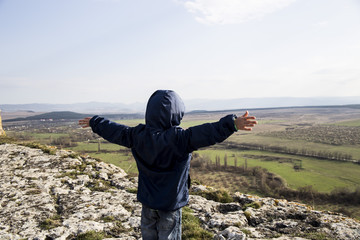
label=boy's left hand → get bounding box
[79,117,92,128]
[235,111,257,131]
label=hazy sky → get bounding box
[1,0,359,104]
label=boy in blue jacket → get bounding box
[79,90,257,240]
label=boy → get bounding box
[79,90,257,240]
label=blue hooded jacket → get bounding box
[90,90,237,211]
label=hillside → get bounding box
[3,111,144,122]
[0,142,359,239]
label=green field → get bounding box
[69,142,126,152]
[195,148,360,193]
[6,108,360,195]
[114,119,144,126]
[66,139,360,193]
[17,114,355,194]
[101,115,360,194]
[89,152,138,175]
[229,134,360,160]
[67,142,138,175]
[334,119,360,127]
[4,107,360,220]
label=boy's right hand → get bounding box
[235,111,257,131]
[79,117,92,128]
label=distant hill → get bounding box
[186,104,360,115]
[0,102,145,113]
[184,96,360,111]
[3,111,144,122]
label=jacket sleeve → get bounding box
[89,116,133,148]
[183,114,237,152]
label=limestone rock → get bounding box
[1,143,360,239]
[0,144,141,239]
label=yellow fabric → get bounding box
[0,110,6,136]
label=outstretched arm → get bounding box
[79,116,134,148]
[182,111,257,152]
[234,111,257,131]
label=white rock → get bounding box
[1,144,360,240]
[216,226,246,240]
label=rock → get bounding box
[0,144,141,240]
[215,226,246,240]
[1,143,360,240]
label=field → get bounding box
[2,105,360,218]
[193,148,360,192]
[4,106,360,191]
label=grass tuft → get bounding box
[101,215,115,223]
[39,215,61,230]
[74,231,107,240]
[243,201,262,210]
[182,207,213,240]
[192,188,234,203]
[244,211,252,222]
[126,188,138,194]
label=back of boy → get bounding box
[79,89,257,240]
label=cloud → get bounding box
[178,0,296,24]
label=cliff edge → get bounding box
[0,143,359,239]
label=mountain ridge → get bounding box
[3,104,360,122]
[2,111,144,122]
[2,96,360,113]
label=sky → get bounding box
[0,0,360,105]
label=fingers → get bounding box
[242,111,256,120]
[78,117,91,128]
[246,116,256,120]
[246,120,258,125]
[236,111,258,131]
[239,122,257,131]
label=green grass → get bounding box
[182,207,213,239]
[229,134,360,160]
[74,231,107,240]
[195,148,360,193]
[180,120,213,129]
[333,119,360,127]
[68,142,128,152]
[39,215,61,230]
[87,152,138,174]
[31,133,69,140]
[9,132,69,143]
[114,119,144,126]
[191,188,234,203]
[66,142,138,174]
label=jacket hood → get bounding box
[145,90,185,129]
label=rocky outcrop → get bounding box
[0,143,359,240]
